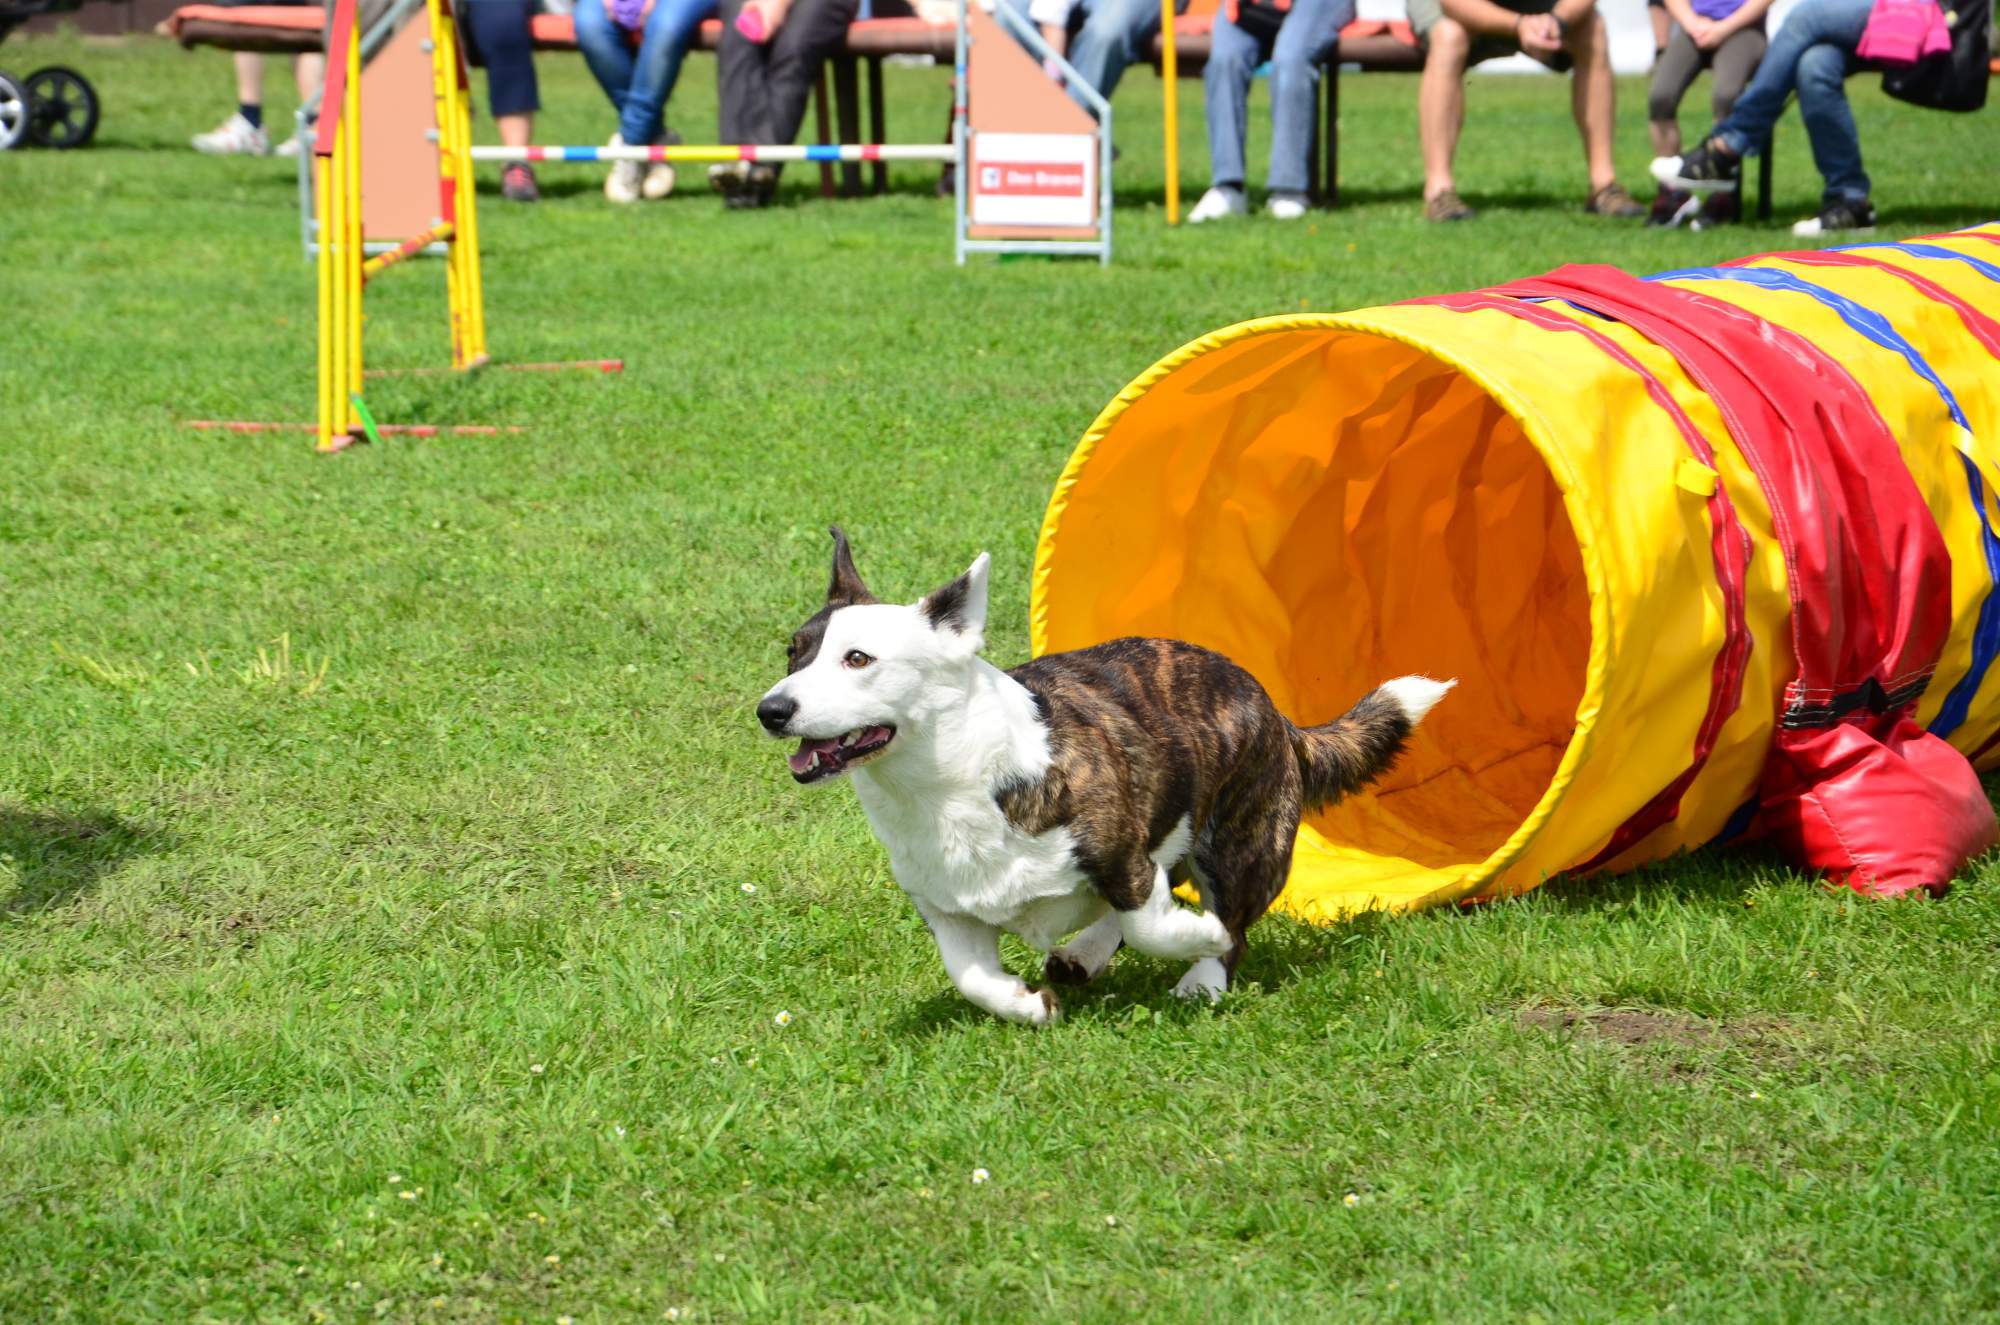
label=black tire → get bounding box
[25,66,99,149]
[0,70,26,151]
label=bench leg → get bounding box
[1756,132,1773,222]
[1324,59,1339,210]
[1308,71,1322,202]
[867,55,887,195]
[833,54,864,198]
[814,70,836,199]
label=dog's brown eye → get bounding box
[843,650,873,669]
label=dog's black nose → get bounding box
[757,694,797,734]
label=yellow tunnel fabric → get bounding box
[1030,225,2000,925]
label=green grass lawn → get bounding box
[3,28,1999,1323]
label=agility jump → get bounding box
[211,0,1112,450]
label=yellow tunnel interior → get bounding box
[1034,326,1594,919]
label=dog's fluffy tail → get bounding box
[1289,676,1454,812]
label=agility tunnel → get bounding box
[1031,225,2000,922]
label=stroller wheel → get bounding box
[25,66,100,149]
[0,70,27,151]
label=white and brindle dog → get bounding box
[756,528,1452,1025]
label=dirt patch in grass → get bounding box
[1518,1006,1812,1078]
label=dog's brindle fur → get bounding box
[996,637,1416,982]
[768,528,1446,1020]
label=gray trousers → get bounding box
[1648,20,1766,127]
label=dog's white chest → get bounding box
[852,777,1085,931]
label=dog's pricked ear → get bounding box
[921,552,990,638]
[826,525,877,607]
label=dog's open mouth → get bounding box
[788,725,896,783]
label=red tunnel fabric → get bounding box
[1493,265,1995,896]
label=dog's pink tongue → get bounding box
[788,737,841,774]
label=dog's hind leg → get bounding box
[1113,862,1232,962]
[1180,812,1298,999]
[1044,905,1122,986]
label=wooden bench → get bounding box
[159,3,1771,215]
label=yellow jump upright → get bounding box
[312,0,487,450]
[1032,226,2000,919]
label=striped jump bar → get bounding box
[470,143,955,164]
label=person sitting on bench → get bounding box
[461,0,546,201]
[709,0,860,206]
[189,0,323,157]
[575,0,718,203]
[1188,0,1354,223]
[1408,0,1645,221]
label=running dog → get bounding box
[755,528,1452,1025]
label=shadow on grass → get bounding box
[0,806,174,916]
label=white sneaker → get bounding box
[1188,185,1247,224]
[1265,191,1308,221]
[192,112,270,156]
[274,133,304,158]
[605,133,644,204]
[642,127,680,200]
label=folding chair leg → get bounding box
[813,70,836,198]
[867,55,887,195]
[1756,133,1773,222]
[832,54,863,197]
[1324,59,1340,209]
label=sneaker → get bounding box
[192,111,269,156]
[1265,191,1309,221]
[605,133,644,204]
[275,133,304,158]
[1646,185,1699,228]
[501,161,540,203]
[1424,188,1475,222]
[1792,198,1875,237]
[643,127,681,200]
[1650,140,1740,193]
[709,160,776,209]
[1584,182,1646,218]
[1188,185,1247,224]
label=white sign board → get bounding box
[969,131,1095,229]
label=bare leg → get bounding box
[234,51,264,107]
[918,905,1060,1026]
[1568,11,1618,193]
[497,111,534,150]
[1045,906,1122,985]
[294,52,325,102]
[1418,19,1470,201]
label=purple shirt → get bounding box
[1691,0,1745,20]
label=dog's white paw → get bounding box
[999,985,1062,1026]
[1172,957,1228,1003]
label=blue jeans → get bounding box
[1712,0,1870,204]
[1205,0,1351,194]
[1001,0,1179,113]
[574,0,718,146]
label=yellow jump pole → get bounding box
[343,28,364,404]
[314,151,335,452]
[448,0,488,367]
[1160,0,1178,225]
[328,113,349,444]
[430,0,488,370]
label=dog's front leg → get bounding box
[917,904,1061,1026]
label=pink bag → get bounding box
[1856,0,1952,65]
